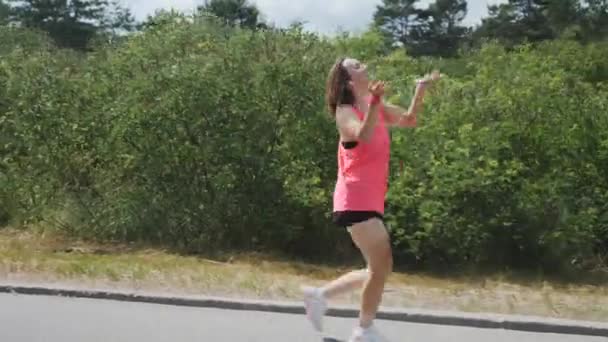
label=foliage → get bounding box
[1,12,607,273]
[7,0,136,50]
[198,0,266,30]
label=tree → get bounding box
[473,0,608,46]
[373,0,469,57]
[374,0,421,49]
[472,0,573,47]
[0,0,9,25]
[8,0,136,50]
[102,0,136,34]
[580,0,608,40]
[414,0,468,57]
[542,0,582,35]
[197,0,264,29]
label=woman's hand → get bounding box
[418,70,442,85]
[369,81,386,97]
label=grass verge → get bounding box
[0,228,607,322]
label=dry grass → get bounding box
[1,228,607,323]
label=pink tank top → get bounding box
[333,101,390,214]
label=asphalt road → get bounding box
[0,293,605,342]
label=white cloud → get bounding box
[121,0,507,34]
[252,0,379,34]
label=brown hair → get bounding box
[325,58,355,117]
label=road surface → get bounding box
[0,293,604,342]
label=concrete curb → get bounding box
[1,283,607,337]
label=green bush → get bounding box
[1,14,344,255]
[1,14,607,272]
[384,42,608,271]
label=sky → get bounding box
[122,0,507,35]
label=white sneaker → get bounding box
[301,286,327,332]
[348,325,388,342]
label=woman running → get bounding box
[302,57,440,342]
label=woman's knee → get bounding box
[349,218,393,276]
[368,240,392,276]
[363,232,392,277]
